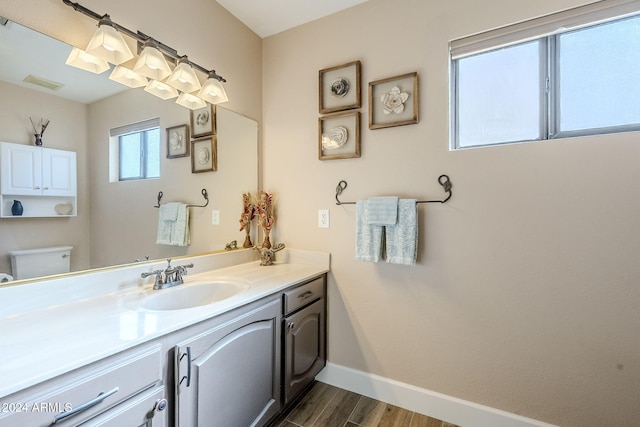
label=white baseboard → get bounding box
[316,362,557,427]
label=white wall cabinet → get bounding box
[0,141,77,217]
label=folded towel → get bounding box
[365,196,398,225]
[355,200,383,262]
[385,199,418,266]
[159,202,181,221]
[156,203,190,246]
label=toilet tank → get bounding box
[8,246,73,280]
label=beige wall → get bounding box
[0,80,91,274]
[263,0,640,426]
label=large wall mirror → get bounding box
[0,18,258,284]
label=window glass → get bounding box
[118,128,160,181]
[557,15,640,133]
[456,40,543,148]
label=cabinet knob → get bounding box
[288,322,295,330]
[34,186,40,190]
[154,398,168,413]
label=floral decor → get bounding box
[381,86,409,114]
[29,117,50,146]
[238,192,256,248]
[368,72,419,130]
[256,191,275,248]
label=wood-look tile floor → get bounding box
[274,382,461,427]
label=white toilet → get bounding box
[8,246,73,280]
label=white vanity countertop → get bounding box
[0,248,330,398]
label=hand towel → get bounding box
[156,203,190,246]
[355,200,383,262]
[365,196,398,225]
[159,202,180,221]
[385,199,418,266]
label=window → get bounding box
[451,1,640,149]
[109,118,160,181]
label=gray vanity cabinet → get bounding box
[282,276,326,404]
[174,298,281,427]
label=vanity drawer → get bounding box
[283,276,325,315]
[0,344,162,427]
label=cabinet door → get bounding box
[0,143,42,195]
[175,299,281,427]
[283,298,326,404]
[42,148,76,196]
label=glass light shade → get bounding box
[109,66,148,88]
[65,47,110,74]
[144,80,179,100]
[176,92,207,110]
[85,24,134,65]
[134,45,172,80]
[197,78,229,104]
[166,62,201,93]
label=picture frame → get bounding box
[369,72,419,130]
[318,111,360,160]
[166,124,190,158]
[191,136,217,173]
[319,60,361,114]
[190,104,216,138]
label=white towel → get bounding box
[385,199,418,266]
[365,197,398,225]
[156,203,190,246]
[355,200,383,262]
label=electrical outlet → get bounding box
[211,210,220,225]
[318,209,330,228]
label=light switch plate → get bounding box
[318,209,329,228]
[212,210,220,225]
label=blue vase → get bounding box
[11,200,23,216]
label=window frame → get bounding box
[118,128,160,181]
[450,1,640,149]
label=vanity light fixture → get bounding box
[134,39,172,81]
[198,70,229,105]
[166,56,202,93]
[144,79,179,100]
[65,47,110,74]
[109,65,148,88]
[84,14,133,65]
[176,92,207,110]
[62,0,229,106]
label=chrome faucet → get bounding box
[141,259,194,290]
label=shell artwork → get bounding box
[322,126,349,150]
[381,86,409,115]
[330,78,350,97]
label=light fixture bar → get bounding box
[61,0,226,83]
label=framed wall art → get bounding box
[191,136,217,173]
[319,60,361,114]
[318,111,360,160]
[166,124,190,158]
[369,72,419,130]
[190,104,216,137]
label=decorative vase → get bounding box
[34,134,42,146]
[11,200,23,216]
[242,224,253,248]
[262,230,272,248]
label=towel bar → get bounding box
[335,175,452,205]
[154,188,210,208]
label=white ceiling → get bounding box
[216,0,370,38]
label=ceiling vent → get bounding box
[23,74,64,91]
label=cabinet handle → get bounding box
[179,346,192,388]
[34,186,40,190]
[43,187,49,190]
[50,386,119,425]
[298,291,314,300]
[288,322,295,330]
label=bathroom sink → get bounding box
[141,280,249,311]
